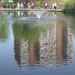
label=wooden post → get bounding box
[56,20,64,64]
[28,41,40,64]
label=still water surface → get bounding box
[0,11,75,75]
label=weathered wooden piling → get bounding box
[56,20,64,64]
[28,41,40,64]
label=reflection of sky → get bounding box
[0,15,75,75]
[0,15,16,75]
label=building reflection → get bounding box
[14,15,73,67]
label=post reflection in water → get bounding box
[13,11,73,67]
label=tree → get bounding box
[64,0,75,10]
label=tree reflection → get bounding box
[13,20,46,65]
[13,14,73,67]
[0,15,8,41]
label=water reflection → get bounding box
[0,11,74,70]
[0,14,8,41]
[12,12,73,67]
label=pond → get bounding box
[0,11,75,75]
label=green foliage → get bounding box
[13,19,46,41]
[36,0,43,7]
[64,0,75,12]
[0,15,8,40]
